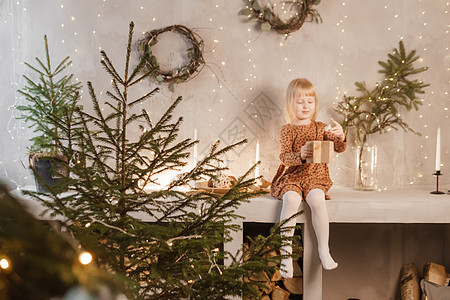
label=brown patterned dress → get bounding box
[271,121,347,200]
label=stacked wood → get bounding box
[399,262,448,300]
[244,244,303,299]
[421,262,448,300]
[423,262,447,285]
[400,263,420,300]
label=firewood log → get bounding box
[421,262,447,300]
[271,269,282,282]
[283,277,303,295]
[260,280,275,294]
[260,295,270,300]
[293,260,303,277]
[263,247,278,267]
[293,239,303,257]
[249,270,270,282]
[272,286,290,300]
[400,263,420,300]
[423,262,447,285]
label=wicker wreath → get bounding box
[240,0,322,35]
[138,25,204,89]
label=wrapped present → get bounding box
[305,141,334,163]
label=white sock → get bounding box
[279,191,302,278]
[318,247,338,270]
[280,248,294,278]
[306,189,338,271]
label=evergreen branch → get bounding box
[166,235,203,246]
[127,56,153,85]
[90,218,136,237]
[100,51,124,85]
[111,79,126,104]
[128,88,159,108]
[86,81,120,151]
[124,22,134,85]
[23,62,46,76]
[335,40,429,145]
[52,57,71,76]
[106,91,125,106]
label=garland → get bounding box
[138,25,204,90]
[240,0,322,35]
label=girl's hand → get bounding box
[301,144,313,160]
[329,119,346,142]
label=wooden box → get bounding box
[305,141,334,164]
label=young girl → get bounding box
[271,78,347,276]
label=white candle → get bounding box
[435,127,441,171]
[193,128,198,166]
[255,140,260,178]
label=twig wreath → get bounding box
[137,25,205,91]
[240,0,322,35]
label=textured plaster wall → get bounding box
[1,0,449,190]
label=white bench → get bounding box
[227,186,450,299]
[14,185,450,299]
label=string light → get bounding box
[2,0,449,189]
[79,251,93,265]
[0,258,10,270]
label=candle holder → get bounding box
[430,171,445,194]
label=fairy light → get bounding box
[334,1,350,102]
[79,251,93,265]
[0,258,10,270]
[2,0,449,190]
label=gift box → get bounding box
[305,141,334,163]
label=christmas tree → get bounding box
[0,184,127,300]
[21,22,299,299]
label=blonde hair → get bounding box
[285,78,318,123]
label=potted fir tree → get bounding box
[16,35,82,193]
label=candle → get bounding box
[435,127,441,171]
[255,140,260,178]
[193,128,198,166]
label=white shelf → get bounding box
[239,186,450,224]
[13,185,450,299]
[229,186,450,299]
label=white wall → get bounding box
[0,1,449,191]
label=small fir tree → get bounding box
[22,22,300,299]
[16,35,82,193]
[16,35,82,156]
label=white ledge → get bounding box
[12,185,450,224]
[239,186,450,224]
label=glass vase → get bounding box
[355,144,378,191]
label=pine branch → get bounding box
[128,87,159,108]
[100,51,124,85]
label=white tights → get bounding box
[279,189,337,278]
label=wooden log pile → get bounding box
[400,262,450,300]
[245,242,303,300]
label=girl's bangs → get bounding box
[295,87,315,97]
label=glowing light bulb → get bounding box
[79,251,93,265]
[0,258,10,269]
